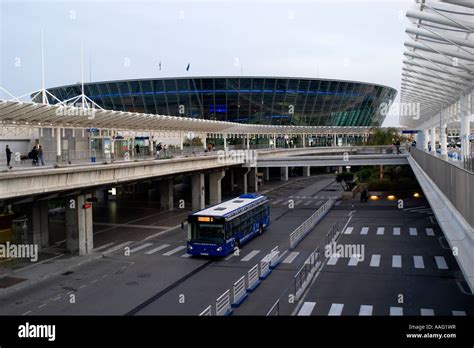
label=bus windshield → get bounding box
[189,223,225,243]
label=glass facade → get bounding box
[40,77,397,127]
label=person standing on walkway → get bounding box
[38,145,45,166]
[31,146,38,166]
[395,139,401,154]
[135,143,140,157]
[5,145,12,167]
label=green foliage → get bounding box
[355,168,373,182]
[336,171,356,191]
[183,137,203,147]
[366,127,408,146]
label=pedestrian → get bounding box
[5,145,12,167]
[30,146,38,166]
[135,143,140,157]
[156,143,162,158]
[395,139,401,154]
[38,145,45,166]
[360,186,368,202]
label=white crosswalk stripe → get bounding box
[282,251,300,264]
[162,245,187,256]
[435,256,448,269]
[426,228,435,236]
[359,305,373,316]
[452,310,466,316]
[272,199,282,204]
[327,254,340,265]
[409,228,417,236]
[393,227,401,236]
[129,243,153,253]
[392,255,402,268]
[297,302,316,316]
[344,227,353,235]
[241,250,261,262]
[348,255,361,266]
[328,303,344,316]
[370,255,381,267]
[181,253,192,258]
[420,308,434,316]
[145,244,170,255]
[304,201,312,206]
[376,227,384,235]
[413,256,425,269]
[360,227,369,235]
[390,306,403,316]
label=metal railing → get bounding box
[259,258,271,280]
[199,305,212,316]
[266,299,280,316]
[290,199,335,249]
[216,289,232,316]
[247,264,260,291]
[232,276,247,307]
[325,222,339,246]
[293,247,321,299]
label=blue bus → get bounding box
[186,193,270,257]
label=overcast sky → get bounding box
[0,0,414,126]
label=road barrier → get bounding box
[290,199,334,249]
[216,289,232,316]
[231,275,248,307]
[199,305,212,316]
[294,247,321,300]
[266,299,280,316]
[259,258,271,280]
[325,222,339,246]
[247,264,260,292]
[268,246,282,269]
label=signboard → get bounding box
[197,216,214,222]
[402,130,419,134]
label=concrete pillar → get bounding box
[460,93,471,160]
[65,194,93,255]
[246,136,250,150]
[264,167,270,181]
[149,137,153,156]
[235,168,249,194]
[440,123,448,159]
[333,134,337,147]
[56,127,62,162]
[31,201,49,249]
[302,135,305,148]
[179,132,184,151]
[422,129,429,151]
[209,170,225,204]
[192,173,205,211]
[223,135,227,151]
[159,179,174,210]
[248,167,258,193]
[379,165,384,180]
[303,166,310,177]
[272,134,276,149]
[431,126,436,154]
[280,166,288,181]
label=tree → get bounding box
[366,127,408,146]
[336,172,356,191]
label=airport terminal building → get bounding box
[37,77,397,127]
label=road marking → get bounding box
[79,285,86,289]
[181,253,192,258]
[103,241,133,254]
[22,311,32,316]
[91,279,98,284]
[360,227,369,235]
[297,302,316,316]
[392,255,402,268]
[327,254,340,265]
[328,303,344,316]
[272,199,282,204]
[404,206,427,212]
[452,310,466,316]
[295,200,303,205]
[359,305,373,316]
[241,250,261,262]
[426,228,435,236]
[393,227,401,236]
[390,307,403,316]
[224,254,234,261]
[52,296,62,302]
[344,227,353,235]
[93,242,115,252]
[145,244,170,255]
[413,256,425,269]
[435,256,448,269]
[409,228,417,236]
[38,303,47,309]
[348,255,360,266]
[370,255,381,267]
[129,243,154,253]
[304,201,312,206]
[420,308,434,316]
[163,245,187,256]
[376,227,384,235]
[282,251,300,264]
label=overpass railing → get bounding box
[409,147,474,228]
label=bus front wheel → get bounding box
[258,225,264,235]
